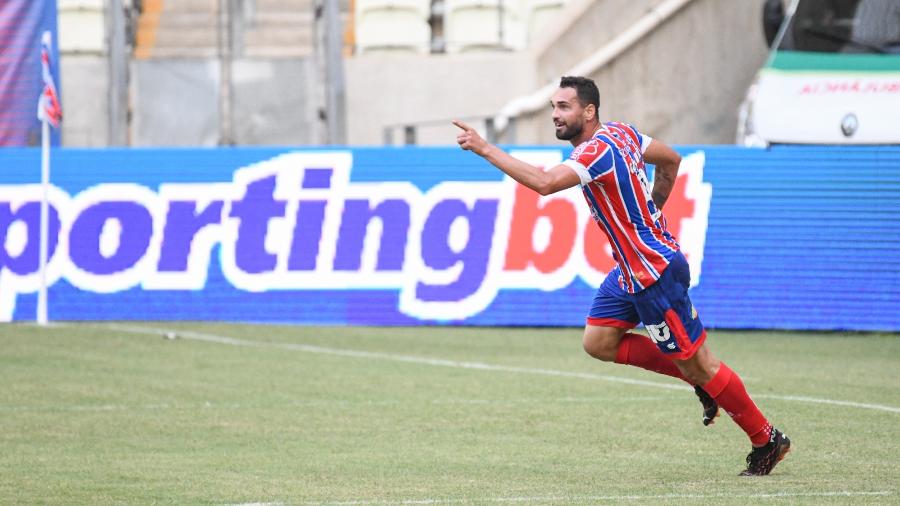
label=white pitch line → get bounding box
[292,490,894,505]
[753,393,900,413]
[90,323,900,415]
[0,396,670,414]
[100,324,687,391]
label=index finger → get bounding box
[452,120,473,132]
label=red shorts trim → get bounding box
[671,329,706,360]
[586,317,638,329]
[662,309,707,360]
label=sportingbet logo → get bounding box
[0,151,711,322]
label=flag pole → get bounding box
[37,29,60,326]
[37,118,50,325]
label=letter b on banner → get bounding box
[504,185,576,273]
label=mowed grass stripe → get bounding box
[95,323,900,415]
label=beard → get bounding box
[555,121,583,140]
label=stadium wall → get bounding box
[520,0,769,146]
[0,145,897,331]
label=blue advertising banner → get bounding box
[0,145,897,331]
[0,0,60,146]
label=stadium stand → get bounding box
[136,0,218,58]
[135,0,319,58]
[58,0,106,54]
[244,0,318,57]
[354,0,432,53]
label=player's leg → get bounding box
[674,344,791,475]
[675,346,768,442]
[583,268,689,381]
[583,324,692,381]
[640,252,789,475]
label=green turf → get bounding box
[1,323,898,505]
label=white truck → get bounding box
[737,0,900,146]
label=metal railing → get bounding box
[382,115,516,145]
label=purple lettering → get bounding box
[288,201,326,271]
[158,200,224,271]
[416,199,497,302]
[229,176,285,274]
[69,202,152,275]
[334,199,409,271]
[0,202,61,275]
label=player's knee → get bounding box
[679,367,711,386]
[582,331,618,362]
[675,345,719,385]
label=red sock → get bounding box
[615,332,689,383]
[702,363,771,446]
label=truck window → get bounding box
[777,0,900,54]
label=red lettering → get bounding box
[583,220,616,272]
[660,173,695,262]
[504,185,577,273]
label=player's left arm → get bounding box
[643,138,682,210]
[454,120,580,196]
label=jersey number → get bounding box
[645,322,671,344]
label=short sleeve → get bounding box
[564,139,612,185]
[625,123,653,153]
[562,160,592,185]
[640,133,653,153]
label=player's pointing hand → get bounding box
[453,120,489,156]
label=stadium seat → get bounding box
[355,0,432,53]
[58,0,106,54]
[443,0,527,53]
[524,0,565,44]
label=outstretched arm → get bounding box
[643,139,681,209]
[454,120,580,196]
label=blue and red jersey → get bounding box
[563,122,680,293]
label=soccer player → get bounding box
[453,75,791,476]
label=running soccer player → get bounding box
[453,76,791,476]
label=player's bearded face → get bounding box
[551,88,585,141]
[554,115,583,140]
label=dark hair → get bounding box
[559,76,600,111]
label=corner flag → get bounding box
[37,31,62,128]
[36,29,61,325]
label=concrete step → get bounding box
[253,0,315,10]
[153,28,219,47]
[243,45,313,57]
[145,46,220,57]
[161,0,218,13]
[140,12,219,31]
[244,28,314,47]
[146,42,313,58]
[151,26,314,49]
[136,0,349,58]
[248,11,314,25]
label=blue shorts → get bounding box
[587,251,706,359]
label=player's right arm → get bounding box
[643,139,682,210]
[454,120,580,196]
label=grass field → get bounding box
[2,323,898,505]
